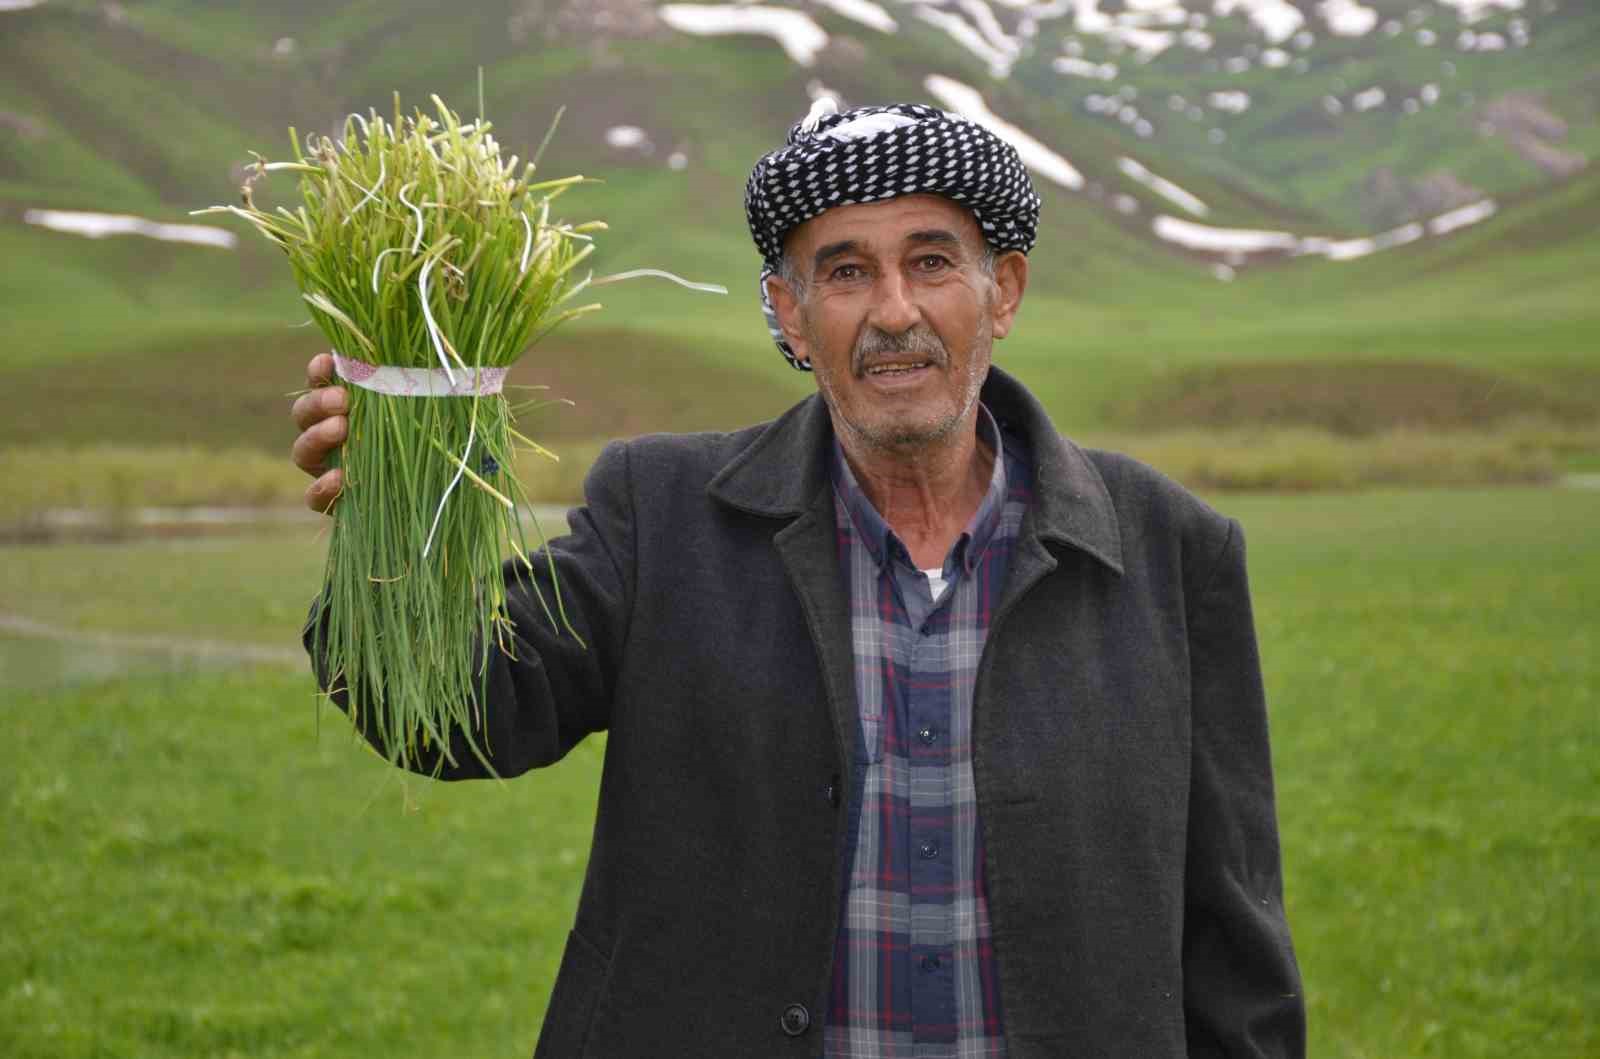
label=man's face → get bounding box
[767,194,1027,454]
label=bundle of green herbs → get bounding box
[199,96,612,774]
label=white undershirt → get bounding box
[922,568,949,602]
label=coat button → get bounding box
[780,1002,811,1037]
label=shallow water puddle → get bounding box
[1,619,300,692]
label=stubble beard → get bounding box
[808,312,993,456]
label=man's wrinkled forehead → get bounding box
[779,193,988,267]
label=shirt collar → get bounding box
[829,404,1010,576]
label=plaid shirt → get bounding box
[824,407,1030,1058]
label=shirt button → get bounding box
[919,839,940,860]
[918,726,936,745]
[921,954,942,972]
[780,1002,811,1036]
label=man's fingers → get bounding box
[299,353,346,513]
[307,352,335,388]
[291,384,348,432]
[292,414,348,476]
[305,469,344,515]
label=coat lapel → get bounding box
[982,367,1124,579]
[707,392,859,770]
[772,492,860,773]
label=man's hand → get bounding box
[291,353,349,513]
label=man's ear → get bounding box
[988,251,1029,340]
[765,274,812,366]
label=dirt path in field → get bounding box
[0,612,302,667]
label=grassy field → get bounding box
[2,486,1596,1057]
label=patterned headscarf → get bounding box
[744,99,1041,369]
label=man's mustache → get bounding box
[851,326,948,376]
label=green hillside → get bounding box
[0,0,1595,492]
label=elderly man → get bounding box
[293,102,1304,1058]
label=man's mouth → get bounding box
[863,360,931,377]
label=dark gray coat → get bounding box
[310,367,1304,1058]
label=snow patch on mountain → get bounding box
[605,126,649,149]
[1153,216,1300,255]
[657,0,1546,73]
[1459,29,1508,50]
[1211,0,1303,44]
[1054,57,1119,79]
[1353,86,1387,111]
[1208,90,1251,114]
[1428,199,1497,235]
[957,0,1023,57]
[812,0,896,34]
[1318,0,1379,38]
[1299,222,1424,260]
[1118,157,1210,216]
[1435,0,1526,24]
[923,74,1085,189]
[915,6,1019,77]
[1152,198,1500,264]
[658,4,829,66]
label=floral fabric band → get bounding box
[332,352,508,397]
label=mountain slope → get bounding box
[0,0,1594,446]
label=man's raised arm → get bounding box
[292,354,631,780]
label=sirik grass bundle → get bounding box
[200,96,601,774]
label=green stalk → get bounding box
[200,97,596,775]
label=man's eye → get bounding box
[915,255,951,271]
[830,264,863,281]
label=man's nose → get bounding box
[867,268,920,335]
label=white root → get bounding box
[398,182,425,254]
[591,269,728,295]
[418,256,459,384]
[371,247,405,294]
[342,153,386,226]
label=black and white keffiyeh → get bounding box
[745,99,1041,369]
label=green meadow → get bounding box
[3,487,1596,1057]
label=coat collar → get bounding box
[707,365,1124,575]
